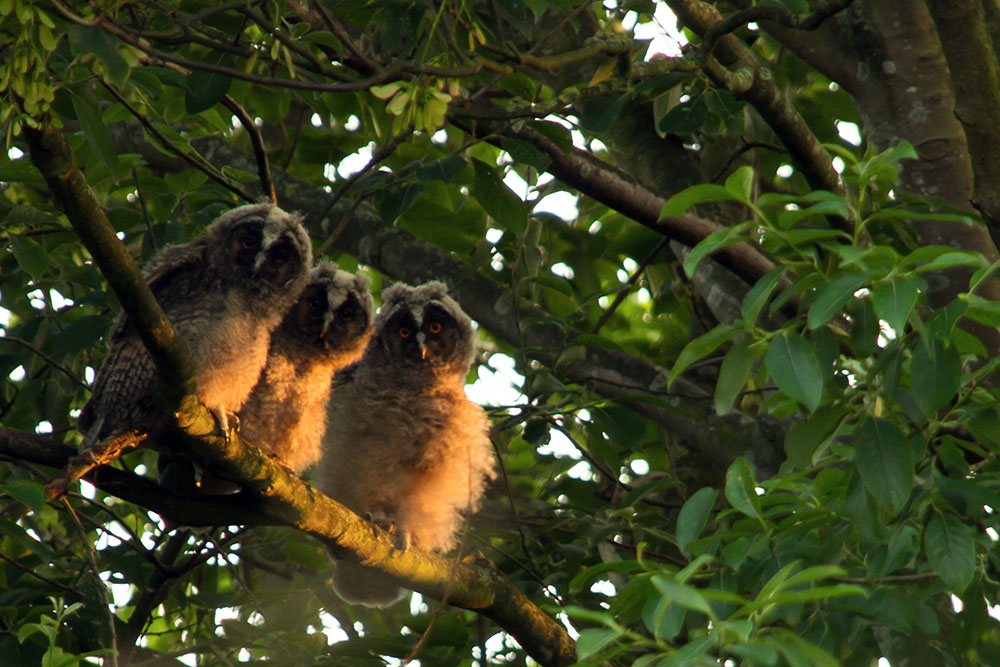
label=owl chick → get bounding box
[77,203,313,448]
[237,261,374,474]
[321,281,496,606]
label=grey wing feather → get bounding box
[77,242,210,443]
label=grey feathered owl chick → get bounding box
[238,261,374,474]
[77,203,313,446]
[321,280,496,606]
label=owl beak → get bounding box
[252,251,267,274]
[417,331,428,360]
[320,311,334,338]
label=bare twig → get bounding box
[0,337,88,389]
[703,0,857,53]
[221,96,276,203]
[101,81,254,202]
[592,236,671,334]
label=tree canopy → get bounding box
[3,0,1000,665]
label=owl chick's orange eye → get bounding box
[270,249,288,264]
[428,321,442,334]
[309,296,325,310]
[240,237,256,249]
[399,326,412,338]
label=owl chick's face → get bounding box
[214,205,312,301]
[379,298,471,373]
[293,279,372,353]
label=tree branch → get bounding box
[665,0,847,215]
[23,122,198,404]
[702,0,856,53]
[926,0,1000,248]
[0,424,577,666]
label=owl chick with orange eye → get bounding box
[320,281,496,606]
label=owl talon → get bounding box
[210,409,241,443]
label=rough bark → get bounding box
[761,0,1000,355]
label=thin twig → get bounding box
[314,130,412,253]
[0,551,84,596]
[221,96,276,203]
[0,337,88,389]
[709,140,786,183]
[65,500,120,667]
[703,0,856,54]
[592,236,670,334]
[101,81,254,202]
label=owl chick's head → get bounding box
[284,260,375,360]
[374,281,475,375]
[209,203,312,305]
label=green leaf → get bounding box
[725,457,761,519]
[912,250,988,273]
[765,333,823,412]
[378,183,424,224]
[676,487,717,553]
[669,324,739,387]
[714,338,758,415]
[414,154,466,183]
[807,272,870,330]
[580,94,630,133]
[849,296,879,358]
[682,221,752,279]
[642,593,686,642]
[741,268,785,329]
[724,165,754,202]
[472,159,527,234]
[872,274,925,335]
[9,234,48,280]
[70,89,121,181]
[67,25,129,85]
[0,480,46,512]
[854,417,913,515]
[924,512,975,593]
[783,406,848,467]
[575,628,621,659]
[910,337,961,415]
[185,52,233,115]
[650,576,715,618]
[660,184,737,218]
[777,199,852,229]
[500,137,551,172]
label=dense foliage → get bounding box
[2,0,1000,665]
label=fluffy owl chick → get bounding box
[77,203,313,447]
[238,261,374,474]
[321,281,496,606]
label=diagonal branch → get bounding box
[0,422,577,666]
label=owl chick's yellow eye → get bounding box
[399,326,412,338]
[428,321,442,334]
